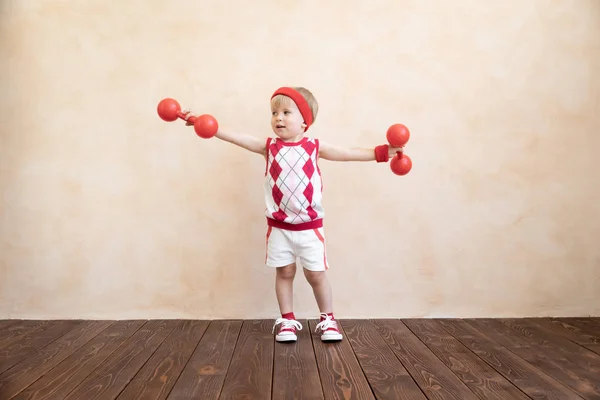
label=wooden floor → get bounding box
[0,318,598,399]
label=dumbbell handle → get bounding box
[171,110,198,125]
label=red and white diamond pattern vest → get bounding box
[264,136,324,231]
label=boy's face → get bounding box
[270,96,307,142]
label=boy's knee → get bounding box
[276,264,296,280]
[303,269,326,285]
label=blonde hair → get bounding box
[271,86,319,124]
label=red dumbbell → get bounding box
[157,98,219,139]
[386,123,412,176]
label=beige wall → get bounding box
[1,1,599,320]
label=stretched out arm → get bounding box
[319,141,402,162]
[185,114,266,156]
[215,127,267,156]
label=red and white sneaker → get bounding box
[315,313,343,341]
[272,318,303,342]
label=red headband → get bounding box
[271,87,314,130]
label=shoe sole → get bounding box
[276,335,298,342]
[321,333,343,341]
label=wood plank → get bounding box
[0,321,50,345]
[0,320,113,399]
[553,318,600,354]
[584,343,600,355]
[546,318,600,344]
[272,319,324,400]
[167,320,242,400]
[439,319,584,400]
[343,319,427,400]
[529,318,600,356]
[403,319,529,400]
[12,320,145,400]
[218,320,274,400]
[500,318,600,381]
[374,319,479,400]
[467,318,600,400]
[116,320,209,400]
[62,319,176,400]
[0,321,19,331]
[556,318,600,330]
[0,320,82,375]
[309,319,375,400]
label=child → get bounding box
[185,87,403,342]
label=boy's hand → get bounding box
[182,109,194,125]
[388,146,404,158]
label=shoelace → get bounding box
[272,318,303,333]
[315,313,338,332]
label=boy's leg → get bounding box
[273,263,303,342]
[304,269,343,341]
[303,269,332,313]
[297,228,343,342]
[296,227,333,312]
[265,227,297,315]
[266,227,303,342]
[276,263,297,314]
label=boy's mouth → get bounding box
[276,124,285,128]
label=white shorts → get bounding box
[265,226,329,271]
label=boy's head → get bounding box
[270,86,318,141]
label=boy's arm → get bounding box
[319,141,402,162]
[215,127,267,156]
[185,114,266,156]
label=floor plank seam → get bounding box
[307,318,327,400]
[115,321,178,400]
[401,319,485,400]
[436,319,536,400]
[463,319,586,400]
[542,318,600,357]
[341,320,378,400]
[380,318,430,400]
[2,321,96,400]
[164,320,212,399]
[216,319,244,400]
[64,320,148,400]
